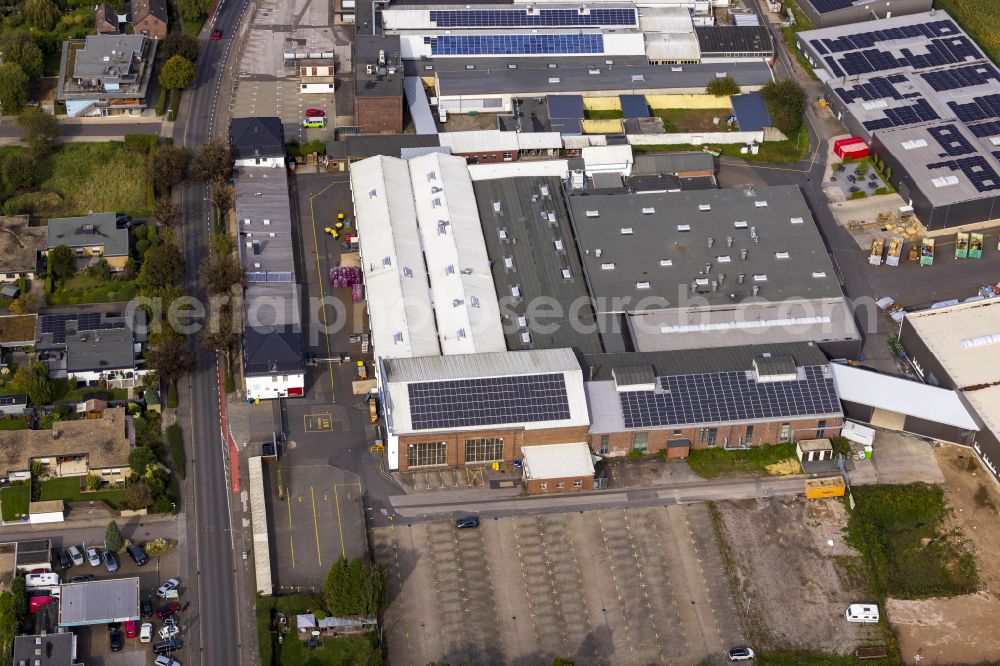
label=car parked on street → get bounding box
[125,619,138,638]
[154,655,182,666]
[156,602,180,619]
[157,578,180,598]
[306,108,325,117]
[302,117,326,128]
[55,549,72,569]
[211,28,223,39]
[102,550,119,573]
[159,623,180,640]
[67,546,84,566]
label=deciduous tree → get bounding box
[21,0,60,29]
[16,109,61,157]
[159,32,200,62]
[147,144,191,194]
[48,244,77,284]
[146,329,195,384]
[706,75,740,97]
[1,153,37,191]
[11,361,52,407]
[158,55,196,91]
[139,239,185,289]
[153,196,181,227]
[199,251,242,294]
[0,63,28,115]
[124,480,154,509]
[190,138,233,182]
[0,31,43,79]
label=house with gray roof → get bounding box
[36,310,148,388]
[46,212,129,271]
[57,34,157,117]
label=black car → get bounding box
[55,549,72,569]
[109,624,123,652]
[126,544,149,566]
[455,515,479,529]
[141,596,153,618]
[152,638,183,654]
[70,575,93,583]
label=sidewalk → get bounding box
[0,511,177,534]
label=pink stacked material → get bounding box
[352,284,364,303]
[329,266,361,288]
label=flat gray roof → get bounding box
[633,152,714,176]
[436,61,774,96]
[46,212,128,257]
[58,577,140,626]
[13,632,79,666]
[356,35,404,98]
[473,176,615,354]
[235,168,295,279]
[14,539,50,567]
[566,185,843,312]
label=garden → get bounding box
[684,442,799,479]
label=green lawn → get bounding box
[685,443,799,479]
[585,109,624,120]
[51,379,129,404]
[651,107,733,133]
[633,124,811,164]
[933,0,1000,66]
[40,477,126,510]
[846,483,978,600]
[167,424,186,480]
[0,485,30,522]
[7,143,152,219]
[47,274,140,306]
[0,417,31,431]
[757,652,897,666]
[184,15,208,37]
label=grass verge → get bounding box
[781,0,819,81]
[47,275,139,307]
[585,109,624,120]
[0,485,30,522]
[685,443,798,479]
[166,424,186,480]
[0,417,31,431]
[633,125,810,164]
[39,477,126,510]
[846,483,978,600]
[757,652,898,665]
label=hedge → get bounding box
[155,88,167,116]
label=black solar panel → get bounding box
[407,373,571,430]
[808,0,854,13]
[927,155,1000,193]
[0,396,21,406]
[619,365,839,429]
[810,39,829,55]
[428,8,636,28]
[928,124,976,156]
[969,120,1000,138]
[38,312,125,345]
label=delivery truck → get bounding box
[869,238,884,266]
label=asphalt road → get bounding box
[172,1,251,664]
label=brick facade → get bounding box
[525,475,595,495]
[589,417,843,457]
[355,97,404,134]
[455,150,519,164]
[397,425,590,472]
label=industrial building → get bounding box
[58,578,140,626]
[798,12,1000,228]
[354,35,405,134]
[564,185,862,358]
[797,0,932,29]
[900,299,1000,483]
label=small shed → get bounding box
[522,442,595,494]
[834,137,869,160]
[665,439,690,459]
[796,438,833,463]
[0,284,19,299]
[28,500,65,525]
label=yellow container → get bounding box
[804,476,846,499]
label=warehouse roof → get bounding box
[473,176,612,353]
[356,35,404,97]
[567,185,842,311]
[632,152,714,175]
[234,168,295,279]
[435,61,774,96]
[13,632,79,666]
[59,577,140,626]
[695,26,773,55]
[522,442,595,480]
[385,347,582,383]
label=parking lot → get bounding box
[372,504,745,666]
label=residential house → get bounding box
[45,212,129,271]
[57,34,158,117]
[0,407,132,484]
[95,3,121,34]
[229,117,286,168]
[299,59,335,94]
[35,309,148,388]
[130,0,168,39]
[0,215,47,282]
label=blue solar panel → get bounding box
[928,124,976,156]
[923,64,1000,92]
[427,34,604,56]
[969,120,1000,138]
[810,39,829,55]
[927,155,1000,193]
[808,0,854,14]
[948,94,1000,124]
[429,8,636,28]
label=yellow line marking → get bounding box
[303,412,333,432]
[286,489,295,568]
[334,484,347,560]
[307,180,343,403]
[311,485,322,566]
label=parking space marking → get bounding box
[286,494,295,568]
[303,413,332,431]
[310,485,322,567]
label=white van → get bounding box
[25,573,60,590]
[845,603,879,623]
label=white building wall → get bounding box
[300,82,335,94]
[245,373,305,401]
[29,511,65,525]
[235,156,285,168]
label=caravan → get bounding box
[845,604,880,623]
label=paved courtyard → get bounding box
[372,504,746,666]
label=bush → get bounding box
[761,79,806,136]
[155,88,167,116]
[2,199,25,216]
[224,365,235,394]
[2,153,37,191]
[135,239,150,255]
[286,139,328,157]
[144,537,177,557]
[151,495,174,514]
[849,190,867,200]
[85,474,101,491]
[874,187,889,195]
[706,75,741,97]
[627,449,644,459]
[322,557,388,617]
[168,89,182,119]
[166,381,178,408]
[124,134,158,154]
[105,520,123,552]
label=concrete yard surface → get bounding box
[372,504,745,666]
[713,497,882,654]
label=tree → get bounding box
[85,474,102,491]
[128,446,159,478]
[200,252,242,294]
[11,361,52,407]
[1,153,36,191]
[199,308,235,352]
[16,110,61,157]
[153,196,181,227]
[190,139,233,183]
[176,0,213,22]
[0,63,28,116]
[48,244,77,285]
[159,55,196,92]
[105,520,123,552]
[139,240,185,289]
[8,291,42,315]
[30,460,44,480]
[147,144,191,194]
[160,32,200,62]
[146,329,195,384]
[761,79,806,136]
[0,31,44,79]
[0,591,19,664]
[706,75,741,97]
[124,480,154,509]
[322,557,388,617]
[210,178,233,217]
[21,0,59,29]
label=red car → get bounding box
[210,29,223,40]
[305,108,326,118]
[29,596,52,613]
[156,602,180,619]
[125,620,138,638]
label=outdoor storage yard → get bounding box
[372,505,746,666]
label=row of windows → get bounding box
[406,438,506,467]
[620,421,827,451]
[538,479,584,491]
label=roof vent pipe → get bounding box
[711,280,718,292]
[738,273,745,284]
[741,248,748,260]
[727,236,733,247]
[705,262,712,273]
[690,281,697,293]
[707,237,714,248]
[718,273,725,284]
[752,285,760,296]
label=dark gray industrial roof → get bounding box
[731,92,772,131]
[13,632,79,666]
[619,94,649,118]
[566,185,843,311]
[327,134,440,160]
[229,117,285,160]
[46,212,128,257]
[243,326,304,376]
[58,577,140,626]
[355,35,404,97]
[436,61,774,96]
[582,341,829,381]
[633,152,715,175]
[547,95,584,120]
[15,539,51,567]
[404,55,650,76]
[695,26,773,55]
[473,176,615,354]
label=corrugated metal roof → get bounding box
[731,92,772,132]
[522,442,594,480]
[385,348,581,383]
[58,578,140,626]
[404,77,438,135]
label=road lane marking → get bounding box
[303,412,333,432]
[286,491,295,568]
[334,484,346,560]
[311,485,323,566]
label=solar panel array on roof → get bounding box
[970,120,1000,138]
[834,76,916,103]
[39,313,125,344]
[927,124,976,156]
[948,94,1000,124]
[428,8,636,28]
[927,155,1000,193]
[619,365,839,429]
[861,99,939,131]
[426,34,604,56]
[922,64,1000,92]
[807,0,855,13]
[407,373,571,430]
[816,21,982,76]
